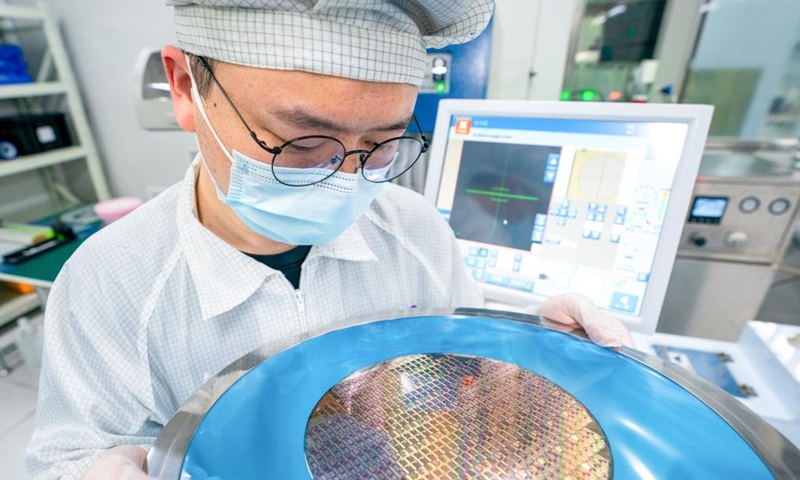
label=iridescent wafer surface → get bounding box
[305,354,612,479]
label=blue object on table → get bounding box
[158,313,789,480]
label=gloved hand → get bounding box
[525,293,634,348]
[81,445,154,480]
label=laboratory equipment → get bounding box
[423,100,713,334]
[559,0,671,104]
[146,309,800,479]
[659,139,800,340]
[133,48,179,131]
[412,20,493,133]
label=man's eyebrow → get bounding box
[374,113,415,132]
[271,108,414,134]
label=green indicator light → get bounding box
[561,90,570,101]
[581,90,597,101]
[436,82,446,93]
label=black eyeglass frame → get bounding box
[194,56,430,187]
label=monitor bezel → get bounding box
[423,100,714,334]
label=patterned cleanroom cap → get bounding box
[165,0,493,86]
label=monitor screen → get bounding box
[433,114,691,317]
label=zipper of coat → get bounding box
[295,288,308,338]
[279,274,309,339]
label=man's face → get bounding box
[192,59,419,193]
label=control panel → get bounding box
[419,52,453,95]
[679,179,800,263]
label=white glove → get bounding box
[81,445,154,480]
[525,293,634,348]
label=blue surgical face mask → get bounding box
[188,66,384,246]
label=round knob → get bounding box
[726,231,749,247]
[691,235,707,247]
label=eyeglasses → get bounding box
[196,56,429,187]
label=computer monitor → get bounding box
[424,100,713,334]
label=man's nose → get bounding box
[338,150,371,174]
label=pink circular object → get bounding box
[93,197,143,223]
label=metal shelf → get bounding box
[0,146,87,178]
[0,3,111,200]
[0,81,67,100]
[0,5,45,21]
[0,82,67,100]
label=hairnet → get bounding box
[166,0,493,85]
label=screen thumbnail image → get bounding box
[449,141,560,251]
[567,149,627,204]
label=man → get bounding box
[26,1,632,478]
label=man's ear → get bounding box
[162,45,196,132]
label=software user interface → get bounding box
[436,115,689,316]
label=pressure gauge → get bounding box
[769,198,791,215]
[738,197,760,213]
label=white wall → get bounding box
[9,0,196,199]
[690,0,800,137]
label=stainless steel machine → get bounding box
[658,139,800,340]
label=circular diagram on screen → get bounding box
[305,353,612,480]
[568,150,627,203]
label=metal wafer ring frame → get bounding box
[145,308,800,480]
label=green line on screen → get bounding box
[465,189,540,202]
